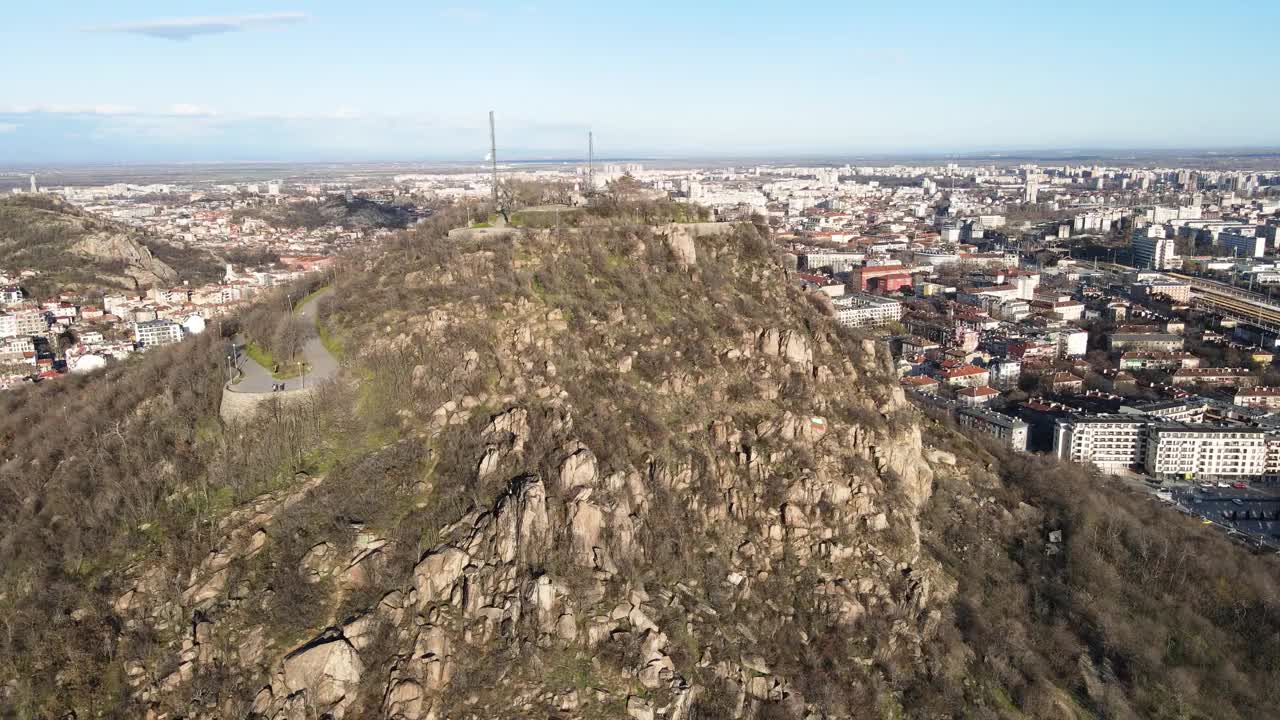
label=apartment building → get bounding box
[1171,367,1256,387]
[1107,333,1184,352]
[0,336,35,364]
[1050,329,1089,358]
[832,293,903,328]
[957,407,1029,451]
[1145,425,1267,481]
[1118,351,1200,372]
[1218,230,1266,259]
[0,309,46,339]
[957,385,1000,406]
[1131,226,1180,270]
[133,319,184,347]
[1130,278,1192,303]
[1053,415,1148,474]
[1267,433,1280,482]
[1120,399,1206,423]
[1235,387,1280,411]
[938,364,990,388]
[799,251,865,274]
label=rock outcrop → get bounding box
[70,231,177,287]
[0,194,184,291]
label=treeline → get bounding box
[232,274,331,365]
[0,275,358,713]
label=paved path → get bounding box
[227,288,337,394]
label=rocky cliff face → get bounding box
[97,222,981,719]
[71,230,179,287]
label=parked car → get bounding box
[1232,482,1248,489]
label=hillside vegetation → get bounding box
[233,195,413,231]
[0,204,1276,719]
[0,195,222,297]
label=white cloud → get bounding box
[0,123,18,133]
[86,12,308,41]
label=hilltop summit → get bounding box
[0,207,1277,719]
[0,195,198,295]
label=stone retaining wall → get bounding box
[220,384,322,423]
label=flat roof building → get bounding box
[958,407,1029,451]
[1053,415,1148,475]
[1145,425,1267,481]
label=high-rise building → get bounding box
[1023,176,1039,203]
[1053,415,1147,475]
[1131,225,1179,270]
[1219,230,1266,258]
[28,174,36,193]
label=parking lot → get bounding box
[1107,470,1280,550]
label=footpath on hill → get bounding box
[227,288,337,393]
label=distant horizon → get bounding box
[5,144,1280,173]
[4,2,1279,164]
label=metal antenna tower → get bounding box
[587,131,595,194]
[489,111,499,209]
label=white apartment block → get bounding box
[832,293,903,328]
[1051,329,1089,357]
[0,336,35,361]
[1144,426,1266,481]
[1053,416,1147,474]
[133,319,184,348]
[799,252,866,274]
[0,310,45,339]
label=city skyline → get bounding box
[3,1,1279,162]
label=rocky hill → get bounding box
[0,195,219,296]
[235,195,413,231]
[0,209,1277,719]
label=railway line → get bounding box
[1165,272,1280,332]
[1090,263,1280,332]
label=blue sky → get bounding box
[2,1,1278,162]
